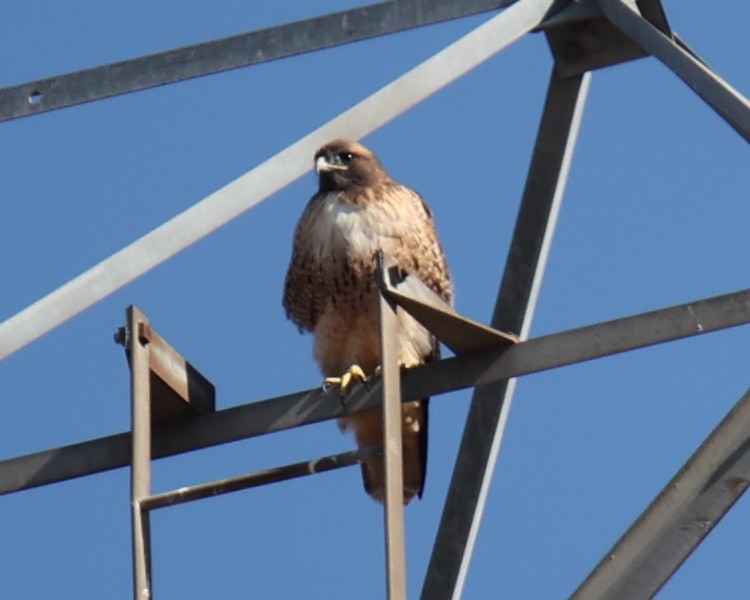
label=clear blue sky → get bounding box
[1,2,748,598]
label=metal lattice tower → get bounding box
[1,1,749,598]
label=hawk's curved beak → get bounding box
[315,155,347,174]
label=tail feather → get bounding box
[345,399,428,505]
[417,398,429,499]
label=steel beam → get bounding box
[140,446,381,511]
[380,262,517,354]
[0,0,518,123]
[378,256,408,600]
[421,67,590,600]
[114,314,216,425]
[634,0,670,35]
[598,0,750,143]
[1,286,749,498]
[128,307,153,600]
[0,0,556,363]
[0,0,611,124]
[572,386,750,599]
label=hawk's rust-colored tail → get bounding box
[344,399,428,505]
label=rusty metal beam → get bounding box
[1,286,749,497]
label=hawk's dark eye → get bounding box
[339,152,354,164]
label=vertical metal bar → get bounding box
[599,0,750,143]
[421,68,591,600]
[128,306,153,600]
[379,262,408,600]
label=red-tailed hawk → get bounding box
[283,139,452,504]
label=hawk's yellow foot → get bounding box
[324,364,368,395]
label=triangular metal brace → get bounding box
[377,253,518,355]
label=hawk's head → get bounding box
[314,139,390,192]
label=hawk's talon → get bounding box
[324,364,368,397]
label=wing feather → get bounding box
[282,194,326,332]
[383,184,453,308]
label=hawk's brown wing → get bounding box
[385,184,452,306]
[282,193,327,333]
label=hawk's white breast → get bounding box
[311,192,407,261]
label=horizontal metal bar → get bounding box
[1,286,748,496]
[141,446,381,511]
[0,0,553,363]
[572,386,750,600]
[0,0,516,123]
[598,0,750,143]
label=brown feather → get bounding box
[282,140,452,504]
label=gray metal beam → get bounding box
[0,0,555,363]
[421,67,590,600]
[572,386,750,599]
[0,0,518,123]
[544,0,648,78]
[2,284,748,497]
[128,307,153,600]
[378,257,408,600]
[380,260,517,354]
[634,0,670,34]
[598,0,750,143]
[140,446,381,511]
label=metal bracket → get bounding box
[119,305,384,599]
[116,307,216,426]
[122,305,218,600]
[378,254,517,355]
[544,0,655,77]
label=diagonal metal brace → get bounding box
[572,385,750,599]
[599,0,750,142]
[0,0,520,123]
[378,255,517,355]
